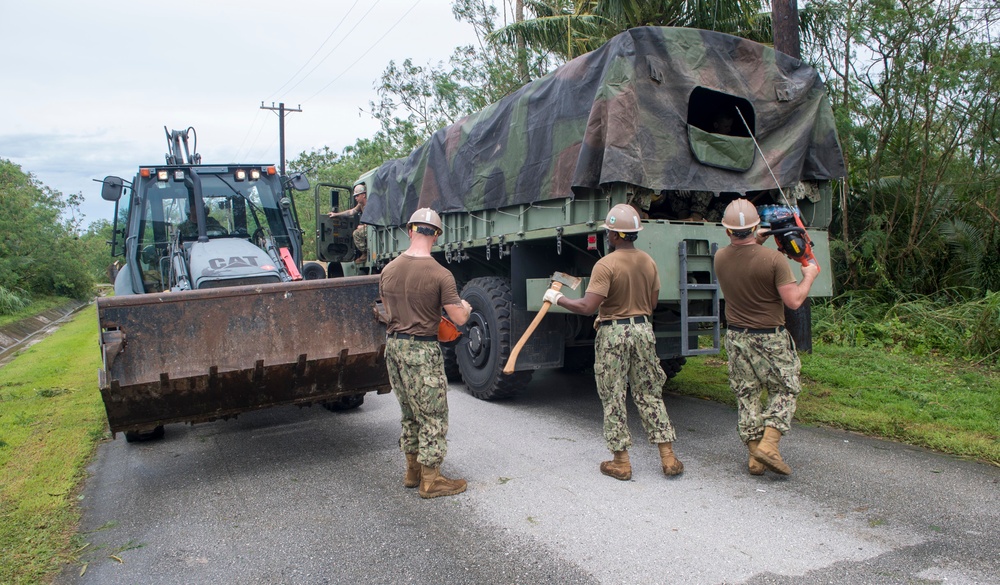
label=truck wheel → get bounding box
[322,394,364,411]
[660,357,686,379]
[124,425,165,443]
[302,262,326,280]
[561,346,595,373]
[456,277,532,400]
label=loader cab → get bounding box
[117,165,303,294]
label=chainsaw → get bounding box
[765,207,820,271]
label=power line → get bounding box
[282,1,384,99]
[301,0,425,104]
[264,0,365,102]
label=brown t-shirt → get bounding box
[586,248,659,322]
[715,244,796,328]
[379,255,462,336]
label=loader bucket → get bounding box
[97,275,389,435]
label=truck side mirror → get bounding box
[101,176,124,202]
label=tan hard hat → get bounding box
[407,207,443,231]
[353,184,367,196]
[721,199,760,230]
[602,203,643,232]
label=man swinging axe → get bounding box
[503,271,582,375]
[534,204,684,481]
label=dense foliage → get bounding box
[0,160,96,311]
[805,0,1000,297]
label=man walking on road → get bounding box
[379,208,473,498]
[546,203,684,481]
[714,199,818,476]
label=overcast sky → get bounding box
[0,0,481,225]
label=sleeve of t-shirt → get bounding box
[440,273,462,306]
[773,255,797,288]
[588,261,612,298]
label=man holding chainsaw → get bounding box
[379,208,473,499]
[546,203,684,481]
[714,198,818,476]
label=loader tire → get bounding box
[322,394,364,412]
[124,425,165,443]
[302,262,326,280]
[455,277,532,400]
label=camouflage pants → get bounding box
[593,322,675,451]
[353,225,367,255]
[384,338,449,467]
[725,329,801,444]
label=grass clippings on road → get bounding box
[0,304,107,585]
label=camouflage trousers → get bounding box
[384,338,449,467]
[593,322,675,451]
[725,329,802,444]
[353,225,367,255]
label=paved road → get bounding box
[59,370,999,584]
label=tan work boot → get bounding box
[752,427,792,475]
[418,464,467,499]
[657,442,685,476]
[404,453,421,488]
[747,439,765,476]
[600,450,632,480]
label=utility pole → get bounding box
[260,102,302,176]
[771,0,812,353]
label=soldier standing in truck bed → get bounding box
[545,203,684,481]
[379,208,473,499]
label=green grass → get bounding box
[0,304,107,585]
[667,343,1000,465]
[0,295,76,328]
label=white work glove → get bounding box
[543,288,564,305]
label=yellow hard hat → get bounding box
[721,199,760,230]
[602,203,643,233]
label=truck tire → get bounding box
[302,262,326,280]
[456,277,532,400]
[561,346,595,373]
[660,357,686,379]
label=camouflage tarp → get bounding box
[362,26,846,227]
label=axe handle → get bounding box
[503,281,563,374]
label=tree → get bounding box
[0,159,94,301]
[806,0,1000,296]
[489,0,774,61]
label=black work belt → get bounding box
[600,316,649,327]
[387,332,437,342]
[728,325,785,334]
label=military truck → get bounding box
[98,127,389,441]
[312,27,846,401]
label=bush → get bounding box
[813,289,1000,364]
[0,286,30,316]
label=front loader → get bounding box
[98,127,389,441]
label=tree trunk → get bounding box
[773,0,811,353]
